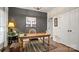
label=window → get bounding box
[0,26,4,43]
[0,8,5,44]
[26,17,36,27]
[0,27,4,31]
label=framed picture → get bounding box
[54,18,58,27]
[26,17,36,27]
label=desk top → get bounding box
[19,33,50,38]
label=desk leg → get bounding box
[43,37,45,45]
[48,36,50,51]
[19,38,23,52]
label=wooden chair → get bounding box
[22,28,38,51]
[10,42,20,52]
[29,28,38,41]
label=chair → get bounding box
[29,28,38,41]
[10,42,20,52]
[22,28,38,51]
[29,28,36,34]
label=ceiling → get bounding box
[17,7,54,13]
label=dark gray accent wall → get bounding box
[8,7,47,33]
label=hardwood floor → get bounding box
[3,39,79,52]
[49,42,78,52]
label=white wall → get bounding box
[47,7,77,38]
[47,13,53,38]
[47,7,79,50]
[0,7,8,50]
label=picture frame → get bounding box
[26,17,36,27]
[54,18,58,27]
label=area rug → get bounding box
[26,40,56,52]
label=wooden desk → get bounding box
[18,33,51,51]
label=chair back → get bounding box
[29,28,36,34]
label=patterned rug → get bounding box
[26,40,56,52]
